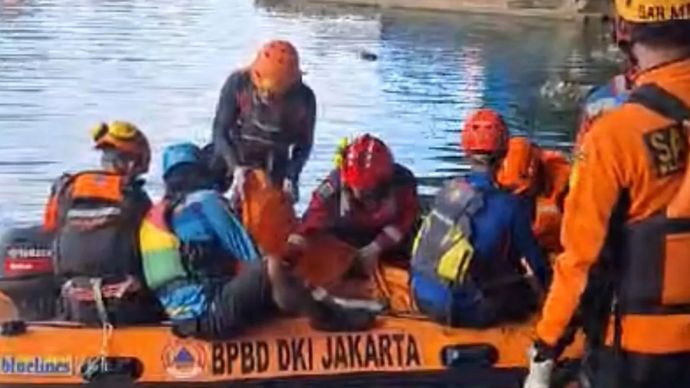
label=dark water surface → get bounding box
[0,0,619,224]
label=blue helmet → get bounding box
[162,142,201,177]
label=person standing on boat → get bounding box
[43,121,162,326]
[497,136,571,255]
[141,143,376,339]
[524,0,690,386]
[284,134,420,273]
[409,109,549,328]
[209,39,317,207]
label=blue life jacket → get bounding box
[144,190,259,320]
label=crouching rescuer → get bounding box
[285,134,420,274]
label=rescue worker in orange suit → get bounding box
[286,134,420,273]
[43,121,161,326]
[410,109,549,328]
[497,137,570,254]
[210,40,317,207]
[524,1,690,387]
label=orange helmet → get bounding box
[250,40,301,99]
[341,134,394,193]
[461,108,509,154]
[497,137,542,195]
[91,121,151,175]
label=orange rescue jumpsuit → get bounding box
[532,151,570,254]
[497,138,570,254]
[536,58,690,385]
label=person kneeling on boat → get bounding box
[43,121,162,326]
[286,134,420,274]
[410,109,550,329]
[497,137,570,255]
[141,143,376,340]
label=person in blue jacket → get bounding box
[140,143,270,337]
[574,70,633,155]
[410,108,549,328]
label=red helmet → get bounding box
[341,134,394,193]
[461,108,509,154]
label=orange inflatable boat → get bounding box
[0,227,583,388]
[0,170,584,387]
[0,305,584,388]
[0,253,584,388]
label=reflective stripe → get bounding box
[430,209,455,226]
[240,133,280,145]
[360,241,382,258]
[340,189,351,217]
[287,233,307,247]
[66,207,122,219]
[537,204,559,215]
[383,226,403,243]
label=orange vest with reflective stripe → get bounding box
[51,171,144,279]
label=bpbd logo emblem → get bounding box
[161,340,206,379]
[0,355,73,376]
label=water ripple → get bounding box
[0,0,617,222]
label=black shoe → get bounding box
[307,289,386,332]
[171,318,200,338]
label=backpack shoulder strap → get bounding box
[432,178,485,237]
[626,83,690,123]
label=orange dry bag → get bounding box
[240,169,297,257]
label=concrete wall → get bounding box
[300,0,609,20]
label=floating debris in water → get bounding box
[358,50,378,62]
[540,79,592,108]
